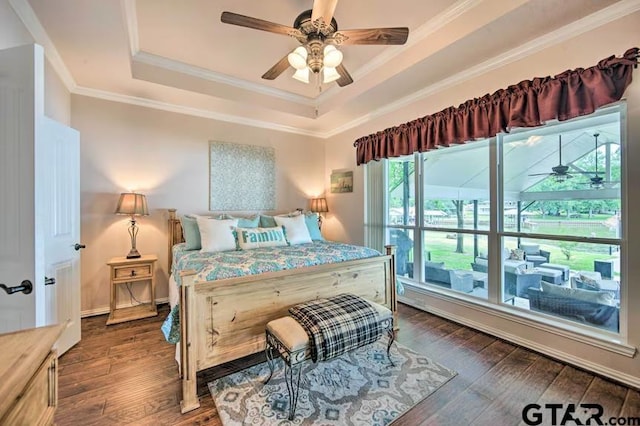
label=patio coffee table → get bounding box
[539,263,570,281]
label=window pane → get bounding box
[423,141,489,229]
[502,120,621,239]
[388,157,415,226]
[501,237,619,333]
[424,230,488,299]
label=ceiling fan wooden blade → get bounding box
[335,64,353,87]
[311,0,339,31]
[261,55,291,80]
[221,12,305,40]
[330,27,409,45]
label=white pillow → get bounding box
[195,216,238,253]
[274,214,312,245]
[237,226,288,250]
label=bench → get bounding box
[264,300,395,420]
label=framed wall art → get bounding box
[330,170,353,193]
[209,141,275,210]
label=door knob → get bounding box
[0,280,33,295]
[74,243,86,251]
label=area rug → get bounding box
[209,340,456,425]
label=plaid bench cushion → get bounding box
[288,293,381,362]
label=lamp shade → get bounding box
[310,198,328,213]
[287,46,308,70]
[323,45,343,68]
[115,193,149,216]
[292,67,310,83]
[323,66,340,83]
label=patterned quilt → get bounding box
[289,293,381,362]
[161,241,382,343]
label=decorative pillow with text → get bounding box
[236,226,288,250]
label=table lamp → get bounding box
[310,197,329,230]
[115,192,149,258]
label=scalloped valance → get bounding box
[354,47,639,165]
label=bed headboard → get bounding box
[168,209,184,271]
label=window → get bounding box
[381,106,623,334]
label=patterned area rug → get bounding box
[209,340,456,425]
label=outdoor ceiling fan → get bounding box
[582,133,619,189]
[528,135,581,182]
[220,0,409,86]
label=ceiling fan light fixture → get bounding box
[554,174,569,183]
[323,45,343,68]
[322,66,340,83]
[292,67,310,83]
[287,46,308,70]
[591,180,605,190]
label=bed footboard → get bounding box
[179,247,396,413]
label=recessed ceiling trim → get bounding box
[324,0,640,138]
[9,0,76,91]
[121,0,139,57]
[133,51,316,107]
[72,85,325,138]
[317,0,485,103]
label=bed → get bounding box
[165,209,398,413]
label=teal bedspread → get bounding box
[161,241,382,343]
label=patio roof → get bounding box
[418,111,621,201]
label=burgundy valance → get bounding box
[354,47,639,165]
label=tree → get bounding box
[452,200,465,253]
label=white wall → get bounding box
[324,13,640,386]
[0,0,70,124]
[71,95,325,313]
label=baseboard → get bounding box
[81,297,169,318]
[398,293,640,390]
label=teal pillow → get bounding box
[180,216,201,250]
[260,215,277,228]
[225,215,260,228]
[304,213,324,241]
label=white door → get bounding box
[0,44,81,355]
[40,117,81,355]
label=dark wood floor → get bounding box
[55,303,640,425]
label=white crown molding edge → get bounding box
[121,0,139,57]
[72,85,325,138]
[324,0,640,138]
[15,0,639,140]
[9,0,76,91]
[133,51,315,107]
[316,0,484,104]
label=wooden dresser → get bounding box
[0,324,65,425]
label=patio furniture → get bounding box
[449,270,474,293]
[528,282,619,332]
[504,271,542,298]
[571,271,620,300]
[424,261,451,286]
[594,259,615,279]
[518,243,551,266]
[532,267,563,284]
[539,263,570,281]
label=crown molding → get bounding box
[72,85,325,138]
[13,0,639,140]
[316,0,484,104]
[133,51,316,107]
[9,0,76,91]
[324,0,640,138]
[121,0,139,56]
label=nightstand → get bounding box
[106,254,158,325]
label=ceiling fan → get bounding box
[582,133,619,189]
[528,135,580,182]
[220,0,409,86]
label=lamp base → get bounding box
[126,248,141,259]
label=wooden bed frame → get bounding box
[167,209,397,413]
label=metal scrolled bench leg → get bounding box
[264,302,395,421]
